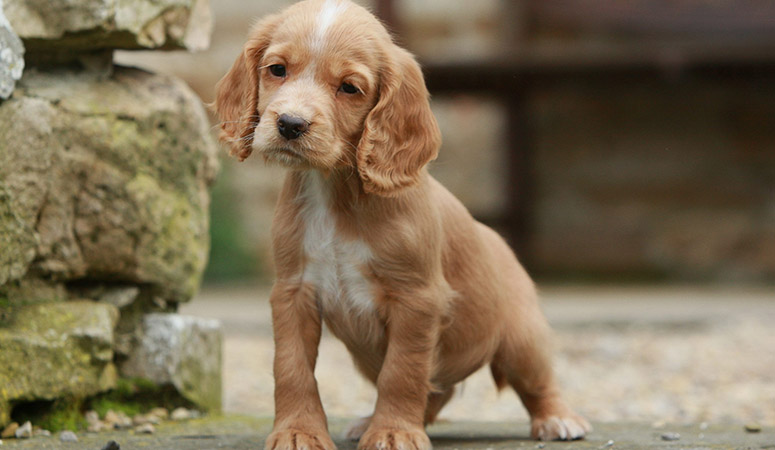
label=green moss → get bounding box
[127,173,208,302]
[0,297,9,326]
[87,377,196,419]
[89,397,143,418]
[12,397,87,432]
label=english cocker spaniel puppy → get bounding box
[214,1,590,449]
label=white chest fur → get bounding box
[299,173,376,316]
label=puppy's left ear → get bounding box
[356,47,442,196]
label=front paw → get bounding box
[358,427,431,450]
[531,414,591,441]
[265,427,336,450]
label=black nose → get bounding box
[277,114,309,140]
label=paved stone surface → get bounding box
[180,285,775,426]
[0,416,772,449]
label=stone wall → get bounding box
[0,0,221,426]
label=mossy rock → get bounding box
[0,65,219,303]
[0,301,119,426]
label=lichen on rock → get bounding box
[0,301,119,425]
[0,65,218,303]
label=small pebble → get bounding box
[88,421,106,433]
[33,428,51,437]
[699,422,708,430]
[15,421,32,439]
[1,423,18,439]
[104,410,119,425]
[148,407,169,420]
[661,432,680,441]
[170,407,192,421]
[132,414,150,426]
[104,410,133,429]
[744,423,761,433]
[59,431,78,443]
[85,410,100,425]
[101,440,121,450]
[535,444,545,449]
[114,412,133,429]
[134,423,155,434]
[600,439,614,448]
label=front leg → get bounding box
[265,283,335,450]
[359,288,443,450]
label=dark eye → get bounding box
[269,64,286,77]
[340,82,359,94]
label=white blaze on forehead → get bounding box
[312,0,348,52]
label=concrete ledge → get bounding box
[0,417,771,449]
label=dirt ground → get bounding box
[180,284,775,427]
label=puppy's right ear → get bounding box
[213,14,280,161]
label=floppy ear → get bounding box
[356,47,442,196]
[213,15,279,161]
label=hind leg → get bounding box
[491,304,590,441]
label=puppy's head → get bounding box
[214,0,441,196]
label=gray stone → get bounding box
[4,0,211,53]
[0,65,218,304]
[99,286,141,309]
[14,421,31,439]
[102,440,121,450]
[0,0,24,99]
[121,314,222,412]
[101,440,120,450]
[59,430,78,442]
[0,301,119,425]
[660,431,680,441]
[134,423,155,434]
[170,407,193,421]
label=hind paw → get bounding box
[344,416,371,441]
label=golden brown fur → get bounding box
[214,1,590,448]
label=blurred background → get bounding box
[116,0,775,286]
[115,0,774,428]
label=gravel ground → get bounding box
[181,285,775,427]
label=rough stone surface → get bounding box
[3,0,211,53]
[0,417,772,449]
[0,0,24,99]
[0,65,218,304]
[0,301,119,425]
[121,313,222,412]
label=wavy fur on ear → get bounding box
[213,14,279,161]
[356,47,442,196]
